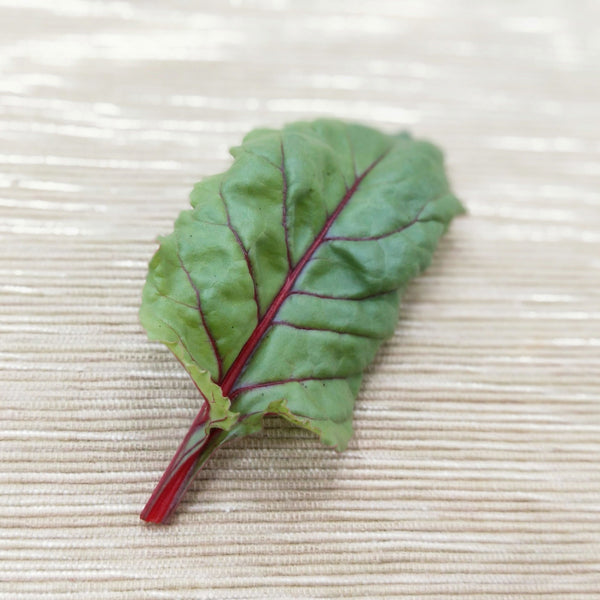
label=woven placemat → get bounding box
[1,1,599,598]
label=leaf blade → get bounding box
[140,118,464,522]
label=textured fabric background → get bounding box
[1,1,599,598]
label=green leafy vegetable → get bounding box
[140,119,464,523]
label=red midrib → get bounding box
[219,150,388,397]
[140,149,390,523]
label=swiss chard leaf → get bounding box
[140,119,464,522]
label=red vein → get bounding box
[324,201,429,242]
[176,251,223,381]
[272,319,384,340]
[229,375,350,400]
[219,147,390,397]
[280,140,293,271]
[290,288,397,302]
[219,187,261,322]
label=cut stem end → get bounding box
[140,403,221,524]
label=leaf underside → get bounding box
[140,119,464,522]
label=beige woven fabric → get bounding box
[1,1,599,598]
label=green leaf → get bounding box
[140,119,464,522]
